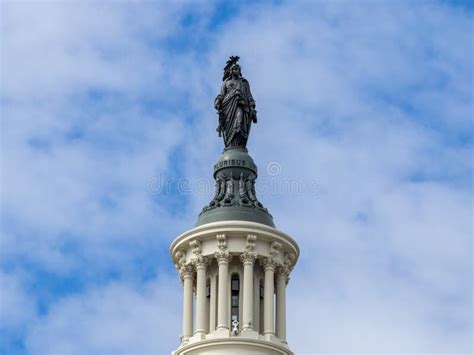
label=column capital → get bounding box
[193,256,210,270]
[179,263,195,283]
[215,250,232,264]
[240,250,257,265]
[260,257,277,271]
[276,263,291,284]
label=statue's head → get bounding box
[222,56,241,81]
[230,63,241,78]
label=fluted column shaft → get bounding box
[181,268,194,342]
[263,260,276,335]
[241,252,257,331]
[276,269,288,341]
[216,252,231,330]
[195,260,208,334]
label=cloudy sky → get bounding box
[1,1,472,354]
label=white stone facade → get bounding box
[170,221,299,355]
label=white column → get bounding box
[240,251,257,331]
[209,274,217,332]
[194,258,208,335]
[253,275,261,333]
[262,258,276,336]
[216,251,232,330]
[276,265,289,341]
[180,264,194,343]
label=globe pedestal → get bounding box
[197,149,274,227]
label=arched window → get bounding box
[231,274,240,324]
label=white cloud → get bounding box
[0,0,472,354]
[183,1,472,353]
[1,1,185,98]
[1,1,195,273]
[26,276,181,354]
[0,271,36,333]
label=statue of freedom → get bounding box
[214,56,257,150]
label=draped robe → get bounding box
[216,77,255,149]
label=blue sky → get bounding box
[0,1,472,354]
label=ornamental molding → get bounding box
[269,241,282,258]
[216,233,227,251]
[190,239,202,256]
[215,233,233,264]
[189,239,210,270]
[170,220,300,261]
[258,241,282,270]
[174,249,187,271]
[240,234,258,264]
[246,234,257,251]
[199,168,270,216]
[284,252,297,271]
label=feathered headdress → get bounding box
[222,55,240,81]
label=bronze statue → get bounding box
[215,56,257,150]
[197,56,273,227]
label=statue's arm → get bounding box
[245,80,256,109]
[214,82,226,110]
[245,80,257,123]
